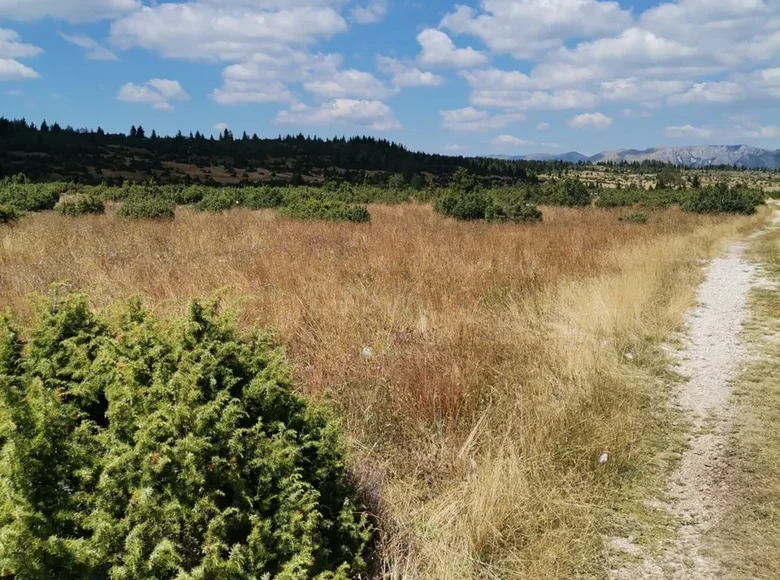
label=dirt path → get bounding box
[610,211,779,580]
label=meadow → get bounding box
[0,198,766,578]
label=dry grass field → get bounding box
[0,203,766,578]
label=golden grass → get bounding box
[0,203,765,578]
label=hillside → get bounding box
[0,117,542,186]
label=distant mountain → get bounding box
[589,145,780,169]
[490,145,780,169]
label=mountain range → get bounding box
[494,145,780,169]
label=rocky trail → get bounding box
[610,207,780,580]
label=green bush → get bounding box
[618,212,649,224]
[681,183,763,215]
[56,195,105,216]
[434,189,490,221]
[538,179,591,207]
[243,187,284,209]
[486,202,543,223]
[0,294,372,578]
[279,199,371,223]
[0,204,19,224]
[116,196,176,220]
[196,189,245,212]
[0,183,62,212]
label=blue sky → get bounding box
[1,0,779,156]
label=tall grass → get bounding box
[0,203,764,578]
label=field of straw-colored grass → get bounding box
[0,203,765,578]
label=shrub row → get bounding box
[278,199,372,223]
[0,204,18,224]
[56,195,105,216]
[116,195,176,220]
[0,294,372,578]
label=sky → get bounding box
[1,0,779,156]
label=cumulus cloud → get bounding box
[0,0,139,22]
[58,32,118,60]
[376,56,445,88]
[0,29,41,80]
[214,122,229,134]
[110,3,347,61]
[275,99,401,130]
[668,81,746,105]
[461,69,600,110]
[491,134,534,147]
[417,29,487,68]
[117,78,190,111]
[440,0,632,59]
[440,107,525,132]
[536,122,549,130]
[663,125,713,139]
[568,112,612,130]
[350,0,387,24]
[304,68,396,100]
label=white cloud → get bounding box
[730,121,780,139]
[536,122,549,131]
[668,81,746,105]
[275,99,401,130]
[58,32,117,61]
[417,29,487,68]
[304,68,395,99]
[491,134,534,147]
[0,29,40,80]
[0,28,43,58]
[601,78,689,102]
[440,107,525,132]
[376,56,445,88]
[0,0,139,22]
[117,78,190,111]
[209,52,341,105]
[461,68,600,110]
[350,0,387,24]
[0,58,38,80]
[569,112,612,130]
[440,0,632,59]
[442,144,468,152]
[110,3,347,61]
[663,125,713,139]
[214,122,229,134]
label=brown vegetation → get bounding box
[0,203,764,578]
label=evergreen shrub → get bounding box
[279,199,371,223]
[0,294,372,578]
[116,196,176,220]
[56,195,105,216]
[0,204,18,224]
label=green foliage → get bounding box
[617,212,649,224]
[538,179,591,207]
[279,199,371,223]
[435,189,490,221]
[116,196,176,220]
[195,188,246,212]
[243,187,284,209]
[0,204,19,224]
[0,294,372,578]
[681,183,764,215]
[485,201,543,224]
[0,178,63,212]
[56,195,105,216]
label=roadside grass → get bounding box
[0,203,767,579]
[715,225,780,580]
